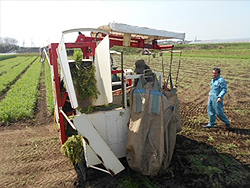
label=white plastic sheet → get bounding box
[98,22,185,41]
[93,35,113,105]
[57,35,78,108]
[73,113,125,175]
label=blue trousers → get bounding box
[207,94,229,125]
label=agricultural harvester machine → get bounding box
[43,22,185,179]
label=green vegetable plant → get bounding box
[61,135,84,163]
[0,56,36,96]
[61,134,87,182]
[0,57,42,124]
[70,50,99,111]
[0,56,26,75]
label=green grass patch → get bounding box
[44,59,54,114]
[119,173,159,188]
[174,43,250,59]
[187,154,223,176]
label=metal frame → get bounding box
[48,30,174,144]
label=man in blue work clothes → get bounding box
[205,68,230,128]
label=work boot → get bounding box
[225,123,231,129]
[204,124,215,128]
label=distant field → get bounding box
[176,42,250,59]
[0,54,17,61]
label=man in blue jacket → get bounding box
[205,68,230,128]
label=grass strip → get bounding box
[44,59,54,114]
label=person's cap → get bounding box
[134,59,147,74]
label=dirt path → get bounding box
[0,62,76,188]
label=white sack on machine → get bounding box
[126,76,181,176]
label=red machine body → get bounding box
[48,32,174,144]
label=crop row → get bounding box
[0,57,42,124]
[0,56,24,68]
[0,56,28,76]
[44,59,54,114]
[0,54,17,61]
[0,56,37,96]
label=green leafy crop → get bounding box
[61,135,84,164]
[70,50,99,111]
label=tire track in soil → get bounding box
[0,62,76,188]
[34,170,76,187]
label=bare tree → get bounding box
[2,37,18,45]
[0,37,19,53]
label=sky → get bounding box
[0,0,250,47]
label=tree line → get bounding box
[0,37,19,53]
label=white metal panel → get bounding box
[86,108,130,159]
[86,113,107,141]
[57,36,78,108]
[73,113,125,175]
[93,35,113,106]
[105,109,129,158]
[84,143,102,167]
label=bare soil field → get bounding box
[0,53,250,187]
